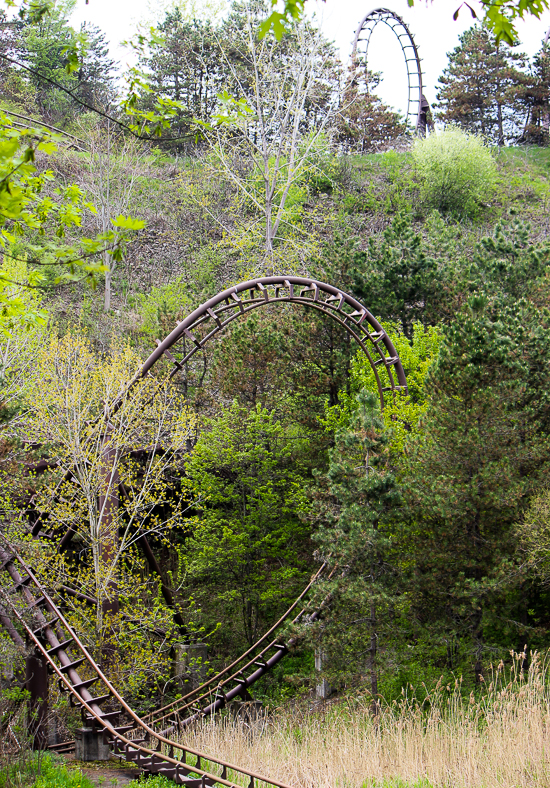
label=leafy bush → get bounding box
[138,275,193,337]
[0,752,93,788]
[412,127,497,216]
[126,776,171,788]
[32,757,94,788]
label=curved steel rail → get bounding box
[0,536,293,788]
[115,276,407,415]
[0,277,409,775]
[143,563,336,731]
[351,7,429,134]
[102,276,406,728]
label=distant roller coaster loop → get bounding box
[351,7,430,134]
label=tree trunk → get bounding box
[497,101,504,146]
[97,430,119,664]
[103,250,111,312]
[26,649,48,750]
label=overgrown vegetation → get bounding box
[172,651,550,788]
[3,1,550,785]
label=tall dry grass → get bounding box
[177,651,550,788]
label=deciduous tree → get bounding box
[181,401,311,649]
[206,0,340,256]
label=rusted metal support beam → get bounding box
[0,604,25,647]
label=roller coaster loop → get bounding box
[351,7,431,135]
[0,276,408,786]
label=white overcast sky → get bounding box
[70,0,550,118]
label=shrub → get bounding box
[0,751,94,788]
[32,757,95,788]
[412,127,497,216]
[138,275,193,337]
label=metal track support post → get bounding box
[315,650,332,700]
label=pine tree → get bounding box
[435,25,530,145]
[0,11,37,110]
[0,12,20,83]
[403,296,550,682]
[305,391,400,701]
[350,213,441,340]
[20,5,117,123]
[336,61,405,152]
[74,23,117,110]
[522,43,550,145]
[141,10,225,143]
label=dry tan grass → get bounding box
[177,652,550,788]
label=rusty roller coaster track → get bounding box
[351,7,430,135]
[0,276,408,785]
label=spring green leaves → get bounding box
[259,0,305,39]
[0,111,145,327]
[408,0,550,45]
[481,0,549,45]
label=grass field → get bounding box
[175,651,550,788]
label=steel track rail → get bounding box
[41,278,405,554]
[145,563,334,729]
[0,537,293,788]
[45,277,407,567]
[351,7,426,133]
[114,276,408,417]
[4,277,408,765]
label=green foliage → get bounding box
[0,110,144,330]
[333,151,416,218]
[0,751,89,788]
[473,218,550,299]
[0,253,47,333]
[138,275,193,337]
[435,26,530,145]
[126,777,171,788]
[518,487,550,582]
[134,11,225,145]
[31,757,94,788]
[7,0,550,717]
[479,0,549,46]
[402,295,550,679]
[181,401,311,647]
[322,211,468,342]
[413,128,497,217]
[322,321,441,453]
[352,213,439,338]
[259,0,305,40]
[305,391,401,692]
